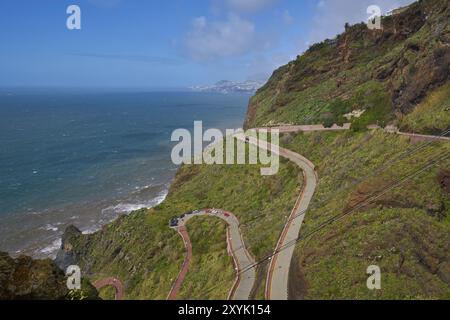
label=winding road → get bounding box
[167,225,192,300]
[167,209,256,300]
[168,124,445,300]
[168,133,319,301]
[94,277,124,300]
[245,124,449,299]
[236,133,318,300]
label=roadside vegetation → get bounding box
[63,0,449,300]
[66,141,301,299]
[177,217,234,300]
[245,0,449,133]
[280,130,450,299]
[398,83,450,135]
[98,286,116,300]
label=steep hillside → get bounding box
[177,217,234,300]
[0,252,98,300]
[242,0,449,299]
[245,0,449,131]
[57,147,301,299]
[281,130,449,299]
[54,0,449,300]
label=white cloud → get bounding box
[192,16,207,29]
[225,0,279,14]
[185,14,259,61]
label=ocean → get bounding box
[0,89,249,258]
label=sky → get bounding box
[0,0,415,88]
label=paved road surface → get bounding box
[167,209,256,300]
[94,277,124,300]
[236,133,318,300]
[168,125,446,300]
[256,123,351,133]
[95,124,447,301]
[259,123,450,142]
[167,225,192,300]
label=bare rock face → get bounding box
[244,0,450,128]
[386,1,450,114]
[437,170,450,195]
[0,251,99,300]
[0,252,68,300]
[55,225,83,272]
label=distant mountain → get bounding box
[190,80,265,94]
[50,0,450,301]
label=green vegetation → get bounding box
[62,0,449,301]
[70,210,185,300]
[280,130,450,299]
[0,252,98,300]
[98,285,116,300]
[399,84,450,135]
[67,141,301,299]
[246,2,450,299]
[178,217,234,300]
[245,0,449,133]
[349,81,393,131]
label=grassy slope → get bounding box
[245,0,450,298]
[178,217,234,300]
[66,0,449,300]
[280,130,450,299]
[245,0,449,131]
[398,83,450,134]
[98,286,116,300]
[246,32,398,128]
[69,142,301,299]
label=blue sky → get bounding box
[0,0,414,88]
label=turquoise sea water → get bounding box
[0,89,249,257]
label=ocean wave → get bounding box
[41,224,59,232]
[81,189,169,236]
[104,189,168,215]
[18,185,170,258]
[39,239,62,259]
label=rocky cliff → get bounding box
[51,0,450,300]
[244,0,449,131]
[0,251,98,300]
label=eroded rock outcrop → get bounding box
[0,251,98,300]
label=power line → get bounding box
[180,132,450,299]
[198,149,449,298]
[237,150,449,276]
[228,128,450,255]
